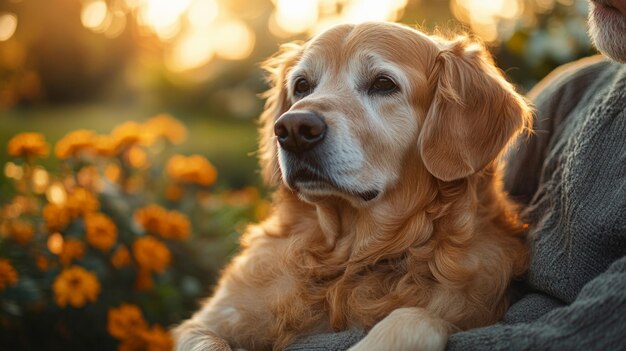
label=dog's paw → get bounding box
[347,308,447,351]
[172,319,232,351]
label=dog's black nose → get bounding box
[274,111,326,153]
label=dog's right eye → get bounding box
[294,78,312,98]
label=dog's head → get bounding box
[259,22,531,205]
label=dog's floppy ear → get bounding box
[258,43,302,185]
[419,37,532,181]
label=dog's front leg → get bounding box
[173,317,232,351]
[347,307,452,351]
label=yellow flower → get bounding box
[107,304,148,340]
[111,121,145,150]
[159,210,191,240]
[43,203,71,232]
[140,325,173,351]
[52,266,100,308]
[85,212,117,252]
[111,245,131,268]
[132,237,171,273]
[66,188,99,217]
[8,220,34,245]
[0,259,18,290]
[144,114,187,145]
[166,154,217,186]
[7,132,49,158]
[133,205,167,234]
[59,239,85,265]
[54,129,96,159]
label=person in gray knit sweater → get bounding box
[286,0,626,350]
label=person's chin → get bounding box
[588,0,626,63]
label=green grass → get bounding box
[0,104,261,191]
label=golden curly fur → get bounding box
[174,22,531,351]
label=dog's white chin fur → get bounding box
[588,3,626,63]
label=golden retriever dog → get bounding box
[174,22,531,351]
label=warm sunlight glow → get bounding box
[79,0,412,71]
[451,0,523,42]
[271,0,409,36]
[137,0,191,40]
[343,0,408,23]
[81,0,109,30]
[166,30,215,71]
[0,13,18,41]
[273,0,319,34]
[187,0,219,29]
[213,20,255,60]
[104,10,127,38]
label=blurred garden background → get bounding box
[0,0,596,350]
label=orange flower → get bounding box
[59,239,85,265]
[141,325,173,351]
[43,203,71,232]
[52,266,100,308]
[126,145,149,169]
[54,129,96,159]
[166,154,217,186]
[8,220,34,245]
[85,212,117,252]
[111,245,131,268]
[66,188,99,217]
[144,114,187,145]
[134,205,191,240]
[7,132,49,158]
[159,210,191,240]
[132,237,171,273]
[111,121,145,150]
[133,205,167,234]
[0,259,18,290]
[107,304,148,340]
[94,134,117,157]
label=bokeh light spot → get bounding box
[213,20,255,60]
[81,1,108,30]
[0,13,18,41]
[47,232,64,255]
[46,182,67,205]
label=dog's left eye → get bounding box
[294,78,312,98]
[369,76,398,95]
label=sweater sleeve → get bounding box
[446,255,626,351]
[504,56,609,204]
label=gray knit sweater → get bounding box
[286,56,626,351]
